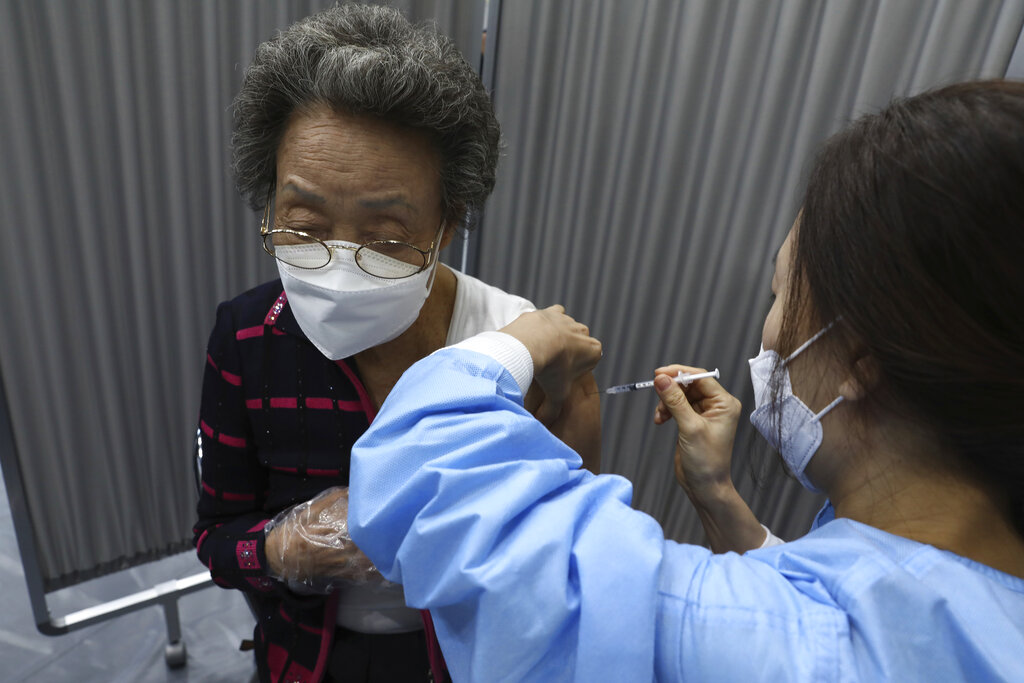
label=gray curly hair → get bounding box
[232,3,500,228]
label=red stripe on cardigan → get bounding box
[202,481,256,502]
[200,420,248,448]
[195,529,210,554]
[306,468,340,477]
[277,605,325,635]
[335,359,377,422]
[207,354,242,386]
[244,397,342,410]
[236,325,286,340]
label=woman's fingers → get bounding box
[652,364,740,426]
[653,365,721,398]
[653,366,706,425]
[653,373,701,431]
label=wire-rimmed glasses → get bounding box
[259,194,442,279]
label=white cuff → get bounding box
[448,331,534,395]
[758,523,786,548]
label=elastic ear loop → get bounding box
[424,222,447,291]
[783,320,837,363]
[787,395,842,485]
[783,320,844,423]
[810,396,844,423]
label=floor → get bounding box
[0,466,258,682]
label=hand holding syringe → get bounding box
[601,369,720,395]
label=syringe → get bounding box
[602,368,720,395]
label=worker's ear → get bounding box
[838,354,881,402]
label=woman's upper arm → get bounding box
[196,302,265,519]
[193,302,273,590]
[547,371,602,473]
[524,371,602,473]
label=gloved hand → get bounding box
[263,486,382,592]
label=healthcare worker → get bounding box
[347,80,1024,681]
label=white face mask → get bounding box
[276,241,439,360]
[748,325,843,493]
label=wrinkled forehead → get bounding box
[272,106,444,218]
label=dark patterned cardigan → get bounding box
[193,279,443,683]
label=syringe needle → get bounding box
[602,368,720,395]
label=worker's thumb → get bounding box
[653,374,698,431]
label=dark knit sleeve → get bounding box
[192,301,277,595]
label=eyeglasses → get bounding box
[260,193,443,279]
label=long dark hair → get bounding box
[781,80,1024,532]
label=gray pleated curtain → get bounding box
[477,0,1024,542]
[1,0,1022,594]
[0,0,482,591]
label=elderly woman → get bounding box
[192,5,599,683]
[348,81,1024,681]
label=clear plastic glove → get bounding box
[263,486,382,593]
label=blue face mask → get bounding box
[748,325,843,494]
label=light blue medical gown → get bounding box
[349,348,1024,682]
